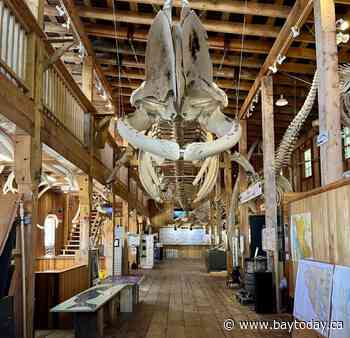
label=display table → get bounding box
[51,283,133,338]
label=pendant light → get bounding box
[275,94,288,107]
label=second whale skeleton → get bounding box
[227,64,350,231]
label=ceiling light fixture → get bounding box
[291,26,300,38]
[336,32,350,45]
[275,94,288,107]
[277,54,286,65]
[268,62,278,74]
[336,18,349,31]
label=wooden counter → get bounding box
[36,256,76,271]
[163,245,211,259]
[34,262,88,329]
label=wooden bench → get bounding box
[50,282,134,338]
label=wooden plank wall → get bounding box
[287,181,350,298]
[287,182,350,338]
[290,128,350,192]
[291,129,321,192]
[37,191,65,257]
[36,257,76,271]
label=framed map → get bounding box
[290,212,313,262]
[329,265,350,338]
[294,259,334,337]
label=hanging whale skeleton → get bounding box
[115,0,241,206]
[113,0,350,210]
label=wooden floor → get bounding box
[36,258,292,338]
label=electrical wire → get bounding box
[128,39,143,75]
[235,0,247,120]
[111,0,125,117]
[215,48,227,83]
[280,71,312,86]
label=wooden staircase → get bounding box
[61,209,102,256]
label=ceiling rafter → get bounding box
[75,5,315,41]
[239,0,314,118]
[115,0,292,18]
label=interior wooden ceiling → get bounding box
[43,0,350,168]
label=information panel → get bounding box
[159,227,210,245]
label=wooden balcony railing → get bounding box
[0,0,149,213]
[0,0,28,91]
[1,0,96,145]
[43,66,85,143]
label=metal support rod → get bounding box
[19,200,27,338]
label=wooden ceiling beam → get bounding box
[109,78,311,97]
[113,0,292,19]
[76,5,315,41]
[83,23,317,60]
[95,55,315,75]
[103,67,310,87]
[239,0,314,118]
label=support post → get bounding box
[261,75,280,313]
[223,151,232,225]
[77,175,91,269]
[128,209,138,267]
[15,131,42,338]
[238,120,249,258]
[122,199,129,274]
[215,170,222,244]
[314,0,343,186]
[82,55,94,224]
[13,5,44,331]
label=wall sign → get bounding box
[316,131,329,146]
[239,181,263,204]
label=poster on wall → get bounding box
[290,212,313,262]
[159,227,209,245]
[329,265,350,338]
[262,227,276,251]
[294,259,334,337]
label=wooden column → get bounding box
[238,120,250,258]
[82,56,94,101]
[215,171,222,244]
[314,0,343,186]
[224,152,233,247]
[63,194,70,246]
[104,198,114,276]
[77,175,91,267]
[13,4,44,332]
[82,55,94,215]
[14,129,42,338]
[128,209,138,267]
[261,75,280,312]
[122,199,129,274]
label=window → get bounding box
[343,127,350,159]
[304,148,312,178]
